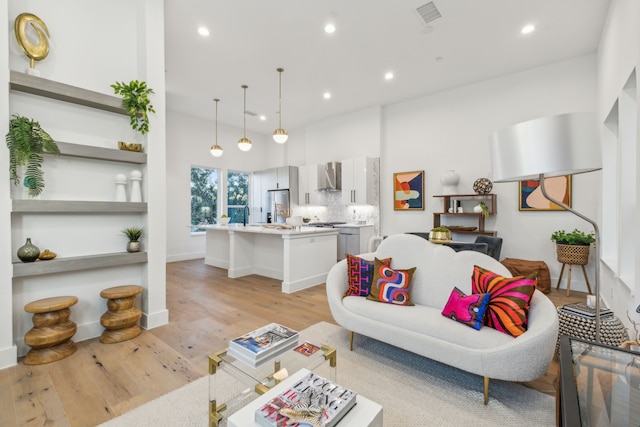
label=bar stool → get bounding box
[24,296,78,365]
[99,285,143,344]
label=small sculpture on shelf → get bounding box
[38,249,57,260]
[122,227,144,253]
[17,237,40,262]
[473,178,493,195]
[14,13,50,76]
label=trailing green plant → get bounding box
[431,226,450,232]
[122,226,144,242]
[111,80,155,135]
[479,201,490,220]
[6,114,59,197]
[550,228,595,245]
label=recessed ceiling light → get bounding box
[259,115,267,121]
[384,72,394,80]
[323,92,331,99]
[198,26,210,37]
[521,24,535,35]
[324,23,336,34]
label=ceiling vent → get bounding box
[416,2,441,25]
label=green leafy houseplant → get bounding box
[122,227,144,242]
[111,80,156,135]
[550,228,595,246]
[6,115,60,197]
[479,201,490,220]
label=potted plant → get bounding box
[218,214,230,226]
[122,226,144,252]
[473,201,490,219]
[550,228,595,265]
[6,115,60,197]
[111,80,156,135]
[429,226,451,243]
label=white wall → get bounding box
[166,109,272,261]
[381,55,598,292]
[597,0,640,329]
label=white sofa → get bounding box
[326,233,559,403]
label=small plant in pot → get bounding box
[111,80,156,140]
[550,228,595,265]
[6,114,60,197]
[429,226,451,243]
[122,227,144,253]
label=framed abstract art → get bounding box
[519,175,572,211]
[394,170,424,210]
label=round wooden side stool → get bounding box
[99,285,143,344]
[23,296,78,365]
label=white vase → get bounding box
[440,170,460,194]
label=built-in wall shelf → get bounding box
[9,70,127,115]
[54,141,147,164]
[12,252,148,278]
[12,200,147,213]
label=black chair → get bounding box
[442,242,489,255]
[474,236,503,260]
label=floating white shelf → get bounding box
[13,252,148,278]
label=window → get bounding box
[191,166,218,232]
[227,170,250,223]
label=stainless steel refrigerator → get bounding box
[267,189,290,224]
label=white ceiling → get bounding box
[164,0,611,136]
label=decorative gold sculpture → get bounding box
[14,13,50,72]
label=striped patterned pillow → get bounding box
[471,265,537,337]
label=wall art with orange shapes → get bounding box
[393,170,424,210]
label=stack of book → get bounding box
[561,302,614,319]
[255,371,358,427]
[228,323,299,368]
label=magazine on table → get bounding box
[255,371,357,427]
[228,323,299,366]
[561,302,613,319]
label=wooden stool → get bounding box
[24,296,78,365]
[100,285,143,344]
[556,262,593,297]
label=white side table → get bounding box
[227,368,383,427]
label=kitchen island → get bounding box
[205,224,338,293]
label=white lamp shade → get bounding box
[210,144,223,157]
[489,112,601,182]
[238,137,252,151]
[273,128,288,144]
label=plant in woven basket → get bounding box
[550,229,595,245]
[551,228,595,265]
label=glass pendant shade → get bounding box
[238,85,252,151]
[273,68,288,144]
[210,98,223,157]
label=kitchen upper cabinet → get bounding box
[342,157,378,205]
[298,164,320,205]
[264,166,297,190]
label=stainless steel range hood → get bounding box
[317,162,341,191]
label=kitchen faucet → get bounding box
[243,205,250,226]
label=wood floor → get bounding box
[0,259,583,426]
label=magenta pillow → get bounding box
[441,287,491,330]
[344,255,391,297]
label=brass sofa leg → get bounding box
[484,377,490,405]
[349,331,354,351]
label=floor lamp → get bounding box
[489,112,603,342]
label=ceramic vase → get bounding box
[127,241,141,253]
[440,170,460,194]
[17,238,40,262]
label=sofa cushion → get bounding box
[344,255,391,297]
[441,287,490,330]
[471,265,536,337]
[366,258,416,306]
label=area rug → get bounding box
[98,321,555,426]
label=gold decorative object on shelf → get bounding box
[118,141,143,152]
[38,249,57,260]
[15,13,50,73]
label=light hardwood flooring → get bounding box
[0,259,583,426]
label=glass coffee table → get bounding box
[208,341,336,427]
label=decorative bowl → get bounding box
[286,216,303,227]
[429,229,452,243]
[302,217,311,223]
[118,141,143,152]
[218,216,230,226]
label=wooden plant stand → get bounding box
[24,296,78,365]
[555,244,592,296]
[99,285,143,344]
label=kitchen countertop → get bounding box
[206,224,338,235]
[331,223,374,228]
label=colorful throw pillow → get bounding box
[366,258,416,306]
[471,265,537,337]
[441,287,491,330]
[344,255,391,297]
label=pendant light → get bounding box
[210,98,223,157]
[237,85,252,152]
[273,68,288,144]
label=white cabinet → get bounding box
[342,157,377,205]
[264,166,297,190]
[251,170,265,223]
[252,166,299,221]
[298,164,320,205]
[336,225,374,260]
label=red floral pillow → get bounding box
[344,255,391,297]
[471,265,536,337]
